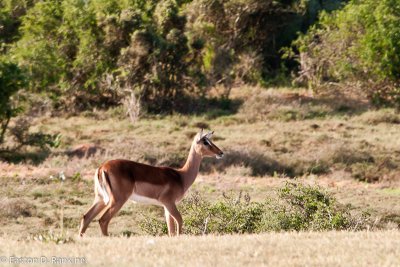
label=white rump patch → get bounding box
[95,169,110,205]
[130,193,162,206]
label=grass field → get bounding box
[0,231,400,266]
[0,87,399,265]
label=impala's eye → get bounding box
[203,139,210,146]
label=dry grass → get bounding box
[357,109,400,125]
[0,87,399,231]
[0,231,399,266]
[0,86,399,265]
[0,163,399,240]
[0,198,35,219]
[6,86,396,184]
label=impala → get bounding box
[79,129,224,237]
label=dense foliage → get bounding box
[294,0,400,107]
[0,61,25,143]
[2,0,399,113]
[139,182,366,235]
[1,0,343,112]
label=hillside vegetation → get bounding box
[0,87,399,241]
[1,1,400,265]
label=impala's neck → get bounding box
[178,141,202,192]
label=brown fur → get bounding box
[79,130,223,237]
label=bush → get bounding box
[0,59,60,161]
[0,0,38,45]
[118,0,201,112]
[293,0,400,107]
[4,0,345,112]
[0,61,25,144]
[11,0,66,93]
[184,0,313,87]
[139,182,365,235]
[0,117,61,163]
[10,0,127,109]
[270,182,350,231]
[10,0,204,112]
[9,118,61,150]
[182,191,265,235]
[139,191,265,235]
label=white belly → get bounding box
[130,193,163,206]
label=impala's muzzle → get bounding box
[209,143,224,159]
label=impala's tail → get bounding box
[94,168,111,205]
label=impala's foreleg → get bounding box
[164,207,176,236]
[163,203,183,236]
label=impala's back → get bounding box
[99,159,184,204]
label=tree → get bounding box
[118,0,200,112]
[0,61,26,143]
[293,0,400,107]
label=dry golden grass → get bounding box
[0,231,399,266]
[5,86,394,185]
[1,86,400,266]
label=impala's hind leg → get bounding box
[79,198,106,236]
[98,199,127,236]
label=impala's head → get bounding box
[194,129,224,159]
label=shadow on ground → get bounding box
[169,96,243,118]
[202,150,296,177]
[0,149,51,165]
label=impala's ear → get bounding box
[205,130,214,139]
[197,128,204,142]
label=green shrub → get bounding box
[0,117,61,163]
[0,61,26,144]
[9,118,61,149]
[183,192,265,235]
[184,0,315,86]
[11,0,122,108]
[118,1,200,112]
[11,0,66,93]
[139,182,363,235]
[4,0,346,112]
[271,182,350,231]
[293,0,400,107]
[139,191,264,235]
[0,0,38,45]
